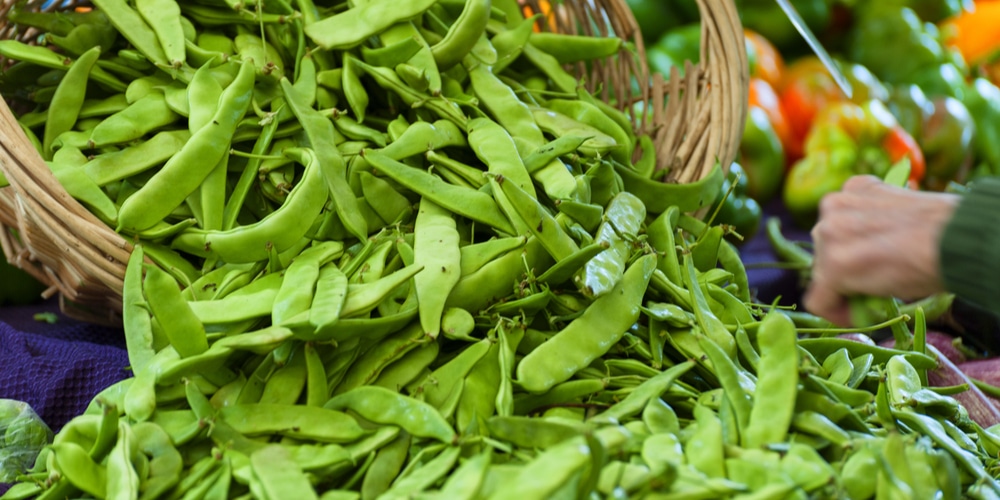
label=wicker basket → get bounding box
[0,0,748,325]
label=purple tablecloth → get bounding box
[0,300,128,432]
[0,201,812,434]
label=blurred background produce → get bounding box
[632,0,1000,232]
[2,1,1000,498]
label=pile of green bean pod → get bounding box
[3,0,1000,499]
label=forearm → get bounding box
[940,177,1000,317]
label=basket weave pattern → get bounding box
[0,0,747,325]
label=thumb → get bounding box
[803,278,852,327]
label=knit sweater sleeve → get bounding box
[940,177,1000,316]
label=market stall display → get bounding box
[3,0,1000,498]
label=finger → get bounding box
[842,175,882,192]
[803,278,851,327]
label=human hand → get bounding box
[803,175,960,326]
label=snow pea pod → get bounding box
[364,151,514,234]
[797,337,938,370]
[50,442,106,498]
[517,253,656,393]
[467,62,575,199]
[186,273,282,324]
[308,264,349,334]
[492,174,579,262]
[47,160,117,225]
[179,4,290,26]
[521,41,578,93]
[530,107,620,158]
[87,92,180,148]
[83,129,190,186]
[470,117,535,196]
[892,409,1000,493]
[446,235,551,314]
[575,192,645,298]
[591,360,695,424]
[383,446,461,499]
[527,32,622,64]
[513,379,606,415]
[341,53,368,123]
[172,147,328,263]
[135,0,185,67]
[411,338,491,409]
[332,323,425,396]
[431,0,492,70]
[304,0,439,50]
[272,258,320,326]
[117,61,254,232]
[355,58,466,127]
[459,235,526,276]
[281,78,368,241]
[144,264,208,359]
[324,386,457,444]
[42,46,99,160]
[360,36,422,68]
[680,251,738,360]
[614,161,725,215]
[122,246,155,376]
[219,404,366,443]
[360,431,412,500]
[373,341,440,392]
[374,20,442,95]
[250,445,318,500]
[522,134,589,174]
[413,197,461,338]
[0,40,127,91]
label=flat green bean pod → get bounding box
[517,253,656,393]
[173,147,329,262]
[305,0,439,50]
[324,386,457,444]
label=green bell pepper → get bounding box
[960,78,1000,176]
[847,4,952,86]
[740,106,784,204]
[842,61,891,104]
[908,62,969,99]
[886,83,934,140]
[900,0,972,23]
[921,96,976,190]
[646,24,701,78]
[710,163,763,244]
[625,0,682,45]
[783,123,859,227]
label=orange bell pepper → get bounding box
[883,126,927,183]
[941,1,1000,65]
[747,78,793,162]
[778,57,845,163]
[744,29,785,88]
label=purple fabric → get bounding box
[0,299,129,432]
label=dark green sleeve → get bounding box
[940,177,1000,316]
